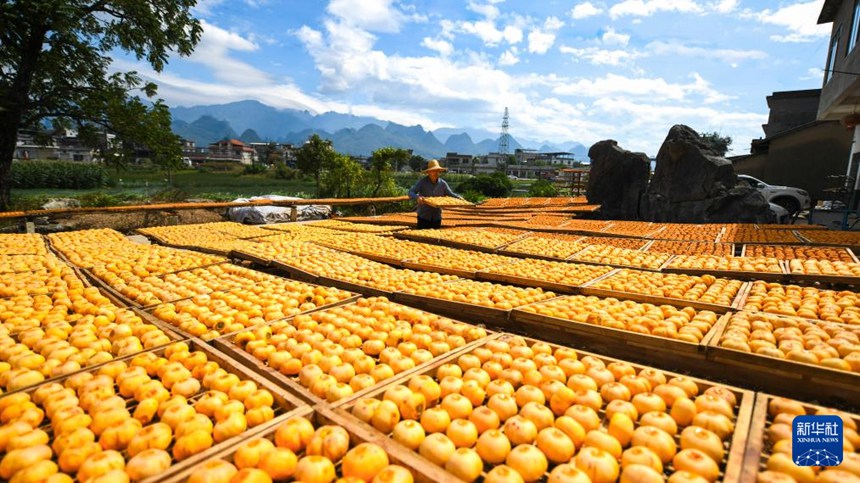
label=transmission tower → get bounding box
[499,107,510,155]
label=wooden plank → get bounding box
[401,259,478,279]
[228,249,273,267]
[392,291,512,327]
[3,337,308,483]
[730,282,752,310]
[475,270,580,294]
[158,405,461,483]
[577,268,622,288]
[661,265,788,282]
[268,260,321,283]
[705,314,860,406]
[213,321,496,406]
[332,332,753,483]
[315,275,394,298]
[510,306,710,357]
[579,286,735,313]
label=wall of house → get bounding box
[820,0,860,120]
[734,122,851,201]
[764,90,821,137]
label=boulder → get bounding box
[644,125,772,223]
[586,140,650,219]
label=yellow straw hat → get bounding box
[422,159,448,173]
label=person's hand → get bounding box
[417,196,425,205]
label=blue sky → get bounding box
[114,0,832,156]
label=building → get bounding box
[731,89,851,200]
[248,142,298,166]
[14,128,100,162]
[207,139,256,165]
[513,149,579,167]
[817,0,860,203]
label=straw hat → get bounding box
[422,159,448,173]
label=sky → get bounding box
[114,0,833,157]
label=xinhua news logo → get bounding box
[792,415,843,467]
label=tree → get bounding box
[528,178,558,197]
[321,154,363,198]
[296,134,336,197]
[457,172,513,198]
[0,1,202,210]
[408,154,425,172]
[369,147,410,197]
[700,131,733,157]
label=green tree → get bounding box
[369,147,410,197]
[528,178,558,197]
[457,172,513,198]
[296,134,336,197]
[0,1,202,210]
[322,154,363,198]
[408,154,425,172]
[700,131,733,157]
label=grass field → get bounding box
[10,165,535,210]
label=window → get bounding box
[852,1,860,52]
[825,24,842,84]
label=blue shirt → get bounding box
[408,176,462,221]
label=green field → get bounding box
[11,165,535,211]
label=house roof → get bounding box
[818,0,842,24]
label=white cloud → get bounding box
[528,30,556,54]
[499,48,520,65]
[327,0,410,33]
[711,0,738,14]
[459,20,523,46]
[544,16,565,30]
[422,37,454,56]
[559,45,641,66]
[602,28,630,47]
[610,0,704,19]
[645,40,767,64]
[570,2,603,19]
[468,1,501,20]
[551,72,730,104]
[746,1,830,43]
[185,21,271,85]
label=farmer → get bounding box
[408,159,463,229]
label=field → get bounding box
[1,201,856,483]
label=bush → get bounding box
[269,163,299,180]
[456,172,512,198]
[77,192,125,207]
[10,161,108,189]
[242,163,268,175]
[528,179,558,197]
[460,190,487,203]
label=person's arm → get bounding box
[408,177,424,203]
[442,179,464,199]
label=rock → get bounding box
[586,140,650,219]
[644,125,772,223]
[41,198,81,210]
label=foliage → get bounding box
[321,154,363,198]
[242,163,268,175]
[77,192,125,207]
[408,155,426,172]
[456,171,513,198]
[460,190,487,203]
[0,0,203,209]
[295,134,337,196]
[700,131,733,157]
[528,179,559,197]
[369,147,411,196]
[269,163,299,180]
[10,161,108,189]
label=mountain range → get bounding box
[170,100,588,160]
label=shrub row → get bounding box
[11,161,108,189]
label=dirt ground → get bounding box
[28,209,228,235]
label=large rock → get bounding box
[644,125,772,223]
[586,140,650,219]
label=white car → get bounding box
[737,174,811,215]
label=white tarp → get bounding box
[227,195,331,224]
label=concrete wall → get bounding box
[734,121,851,200]
[819,0,860,120]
